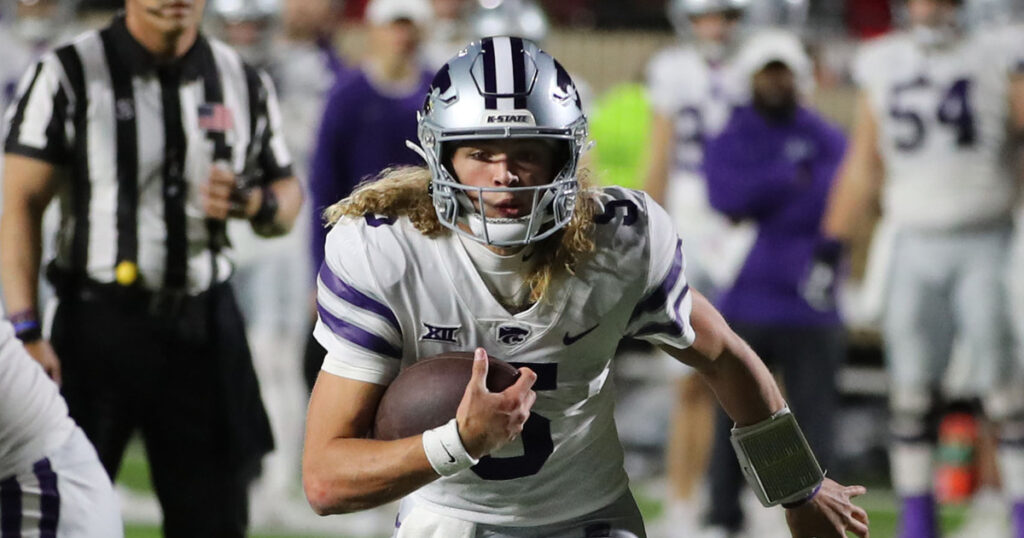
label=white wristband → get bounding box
[422,418,479,477]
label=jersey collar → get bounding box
[435,232,578,328]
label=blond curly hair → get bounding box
[323,166,598,303]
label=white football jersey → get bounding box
[314,187,694,526]
[0,317,76,480]
[853,28,1024,230]
[646,43,745,180]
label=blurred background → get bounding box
[3,0,1024,536]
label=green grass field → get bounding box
[118,438,973,538]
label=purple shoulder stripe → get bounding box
[317,302,402,360]
[318,262,401,332]
[32,458,59,537]
[630,239,683,321]
[628,284,691,340]
[0,474,22,537]
[630,321,684,339]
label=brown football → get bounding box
[373,351,519,441]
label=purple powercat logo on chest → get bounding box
[497,325,530,346]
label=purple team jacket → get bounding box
[309,67,434,274]
[704,105,847,327]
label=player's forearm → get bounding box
[822,93,881,241]
[699,335,786,427]
[303,435,439,515]
[661,292,785,426]
[0,195,45,313]
[644,161,669,206]
[822,157,876,241]
[643,113,673,205]
[1011,75,1024,188]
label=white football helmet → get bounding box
[892,0,974,47]
[207,0,280,65]
[469,0,549,43]
[667,0,749,36]
[412,37,588,247]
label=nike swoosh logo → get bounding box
[441,443,456,463]
[563,324,599,346]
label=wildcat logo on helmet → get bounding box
[482,111,537,126]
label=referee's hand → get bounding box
[200,164,260,220]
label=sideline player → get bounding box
[824,1,1024,536]
[302,37,868,538]
[207,0,347,528]
[0,310,122,537]
[643,1,811,532]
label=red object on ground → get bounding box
[936,412,979,504]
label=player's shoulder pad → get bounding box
[971,25,1024,62]
[587,186,658,253]
[851,32,910,87]
[572,187,658,297]
[323,213,415,289]
[857,31,911,64]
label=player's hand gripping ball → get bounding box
[373,351,520,440]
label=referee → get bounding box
[0,1,303,536]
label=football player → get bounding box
[208,0,347,529]
[824,1,1024,536]
[642,1,811,533]
[302,37,868,538]
[0,310,122,537]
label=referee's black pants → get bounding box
[705,322,843,532]
[50,280,273,537]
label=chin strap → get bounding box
[459,189,557,246]
[406,139,430,163]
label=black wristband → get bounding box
[10,309,42,343]
[15,325,43,343]
[250,185,279,227]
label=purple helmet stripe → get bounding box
[0,474,22,537]
[481,37,498,109]
[630,239,683,320]
[31,459,59,537]
[510,37,528,108]
[317,302,402,359]
[319,262,401,332]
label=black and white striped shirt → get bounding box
[4,15,293,294]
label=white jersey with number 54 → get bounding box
[313,187,694,526]
[853,28,1024,230]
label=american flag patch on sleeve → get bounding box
[198,103,234,132]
